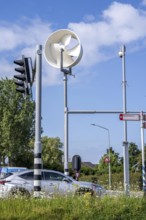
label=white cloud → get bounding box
[0,18,62,85]
[0,18,52,51]
[0,58,13,78]
[102,2,146,41]
[68,2,146,66]
[42,56,63,86]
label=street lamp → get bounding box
[91,123,112,189]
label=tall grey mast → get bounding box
[119,45,129,195]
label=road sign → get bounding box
[119,113,140,121]
[104,157,110,163]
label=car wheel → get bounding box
[8,187,30,198]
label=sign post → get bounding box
[119,112,146,195]
[140,112,146,195]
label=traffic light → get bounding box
[13,55,32,97]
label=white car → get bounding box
[0,169,106,198]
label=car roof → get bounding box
[4,169,66,179]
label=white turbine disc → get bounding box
[44,29,83,68]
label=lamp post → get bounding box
[119,45,129,196]
[91,123,112,189]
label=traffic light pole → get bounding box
[34,45,42,198]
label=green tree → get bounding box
[42,136,63,171]
[129,142,141,171]
[98,147,122,173]
[0,78,35,167]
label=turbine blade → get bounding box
[50,43,60,61]
[66,44,80,57]
[61,34,71,46]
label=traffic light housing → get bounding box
[14,55,32,97]
[72,155,81,171]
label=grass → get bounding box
[0,195,146,220]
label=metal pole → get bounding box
[91,124,112,189]
[119,45,129,195]
[34,45,42,198]
[140,112,146,195]
[60,49,70,176]
[64,73,69,175]
[107,130,112,189]
[68,110,146,114]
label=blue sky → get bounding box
[1,0,146,163]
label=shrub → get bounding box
[80,172,142,191]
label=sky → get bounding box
[1,0,146,164]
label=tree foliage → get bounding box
[98,147,123,173]
[0,78,35,167]
[41,136,63,171]
[129,142,141,171]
